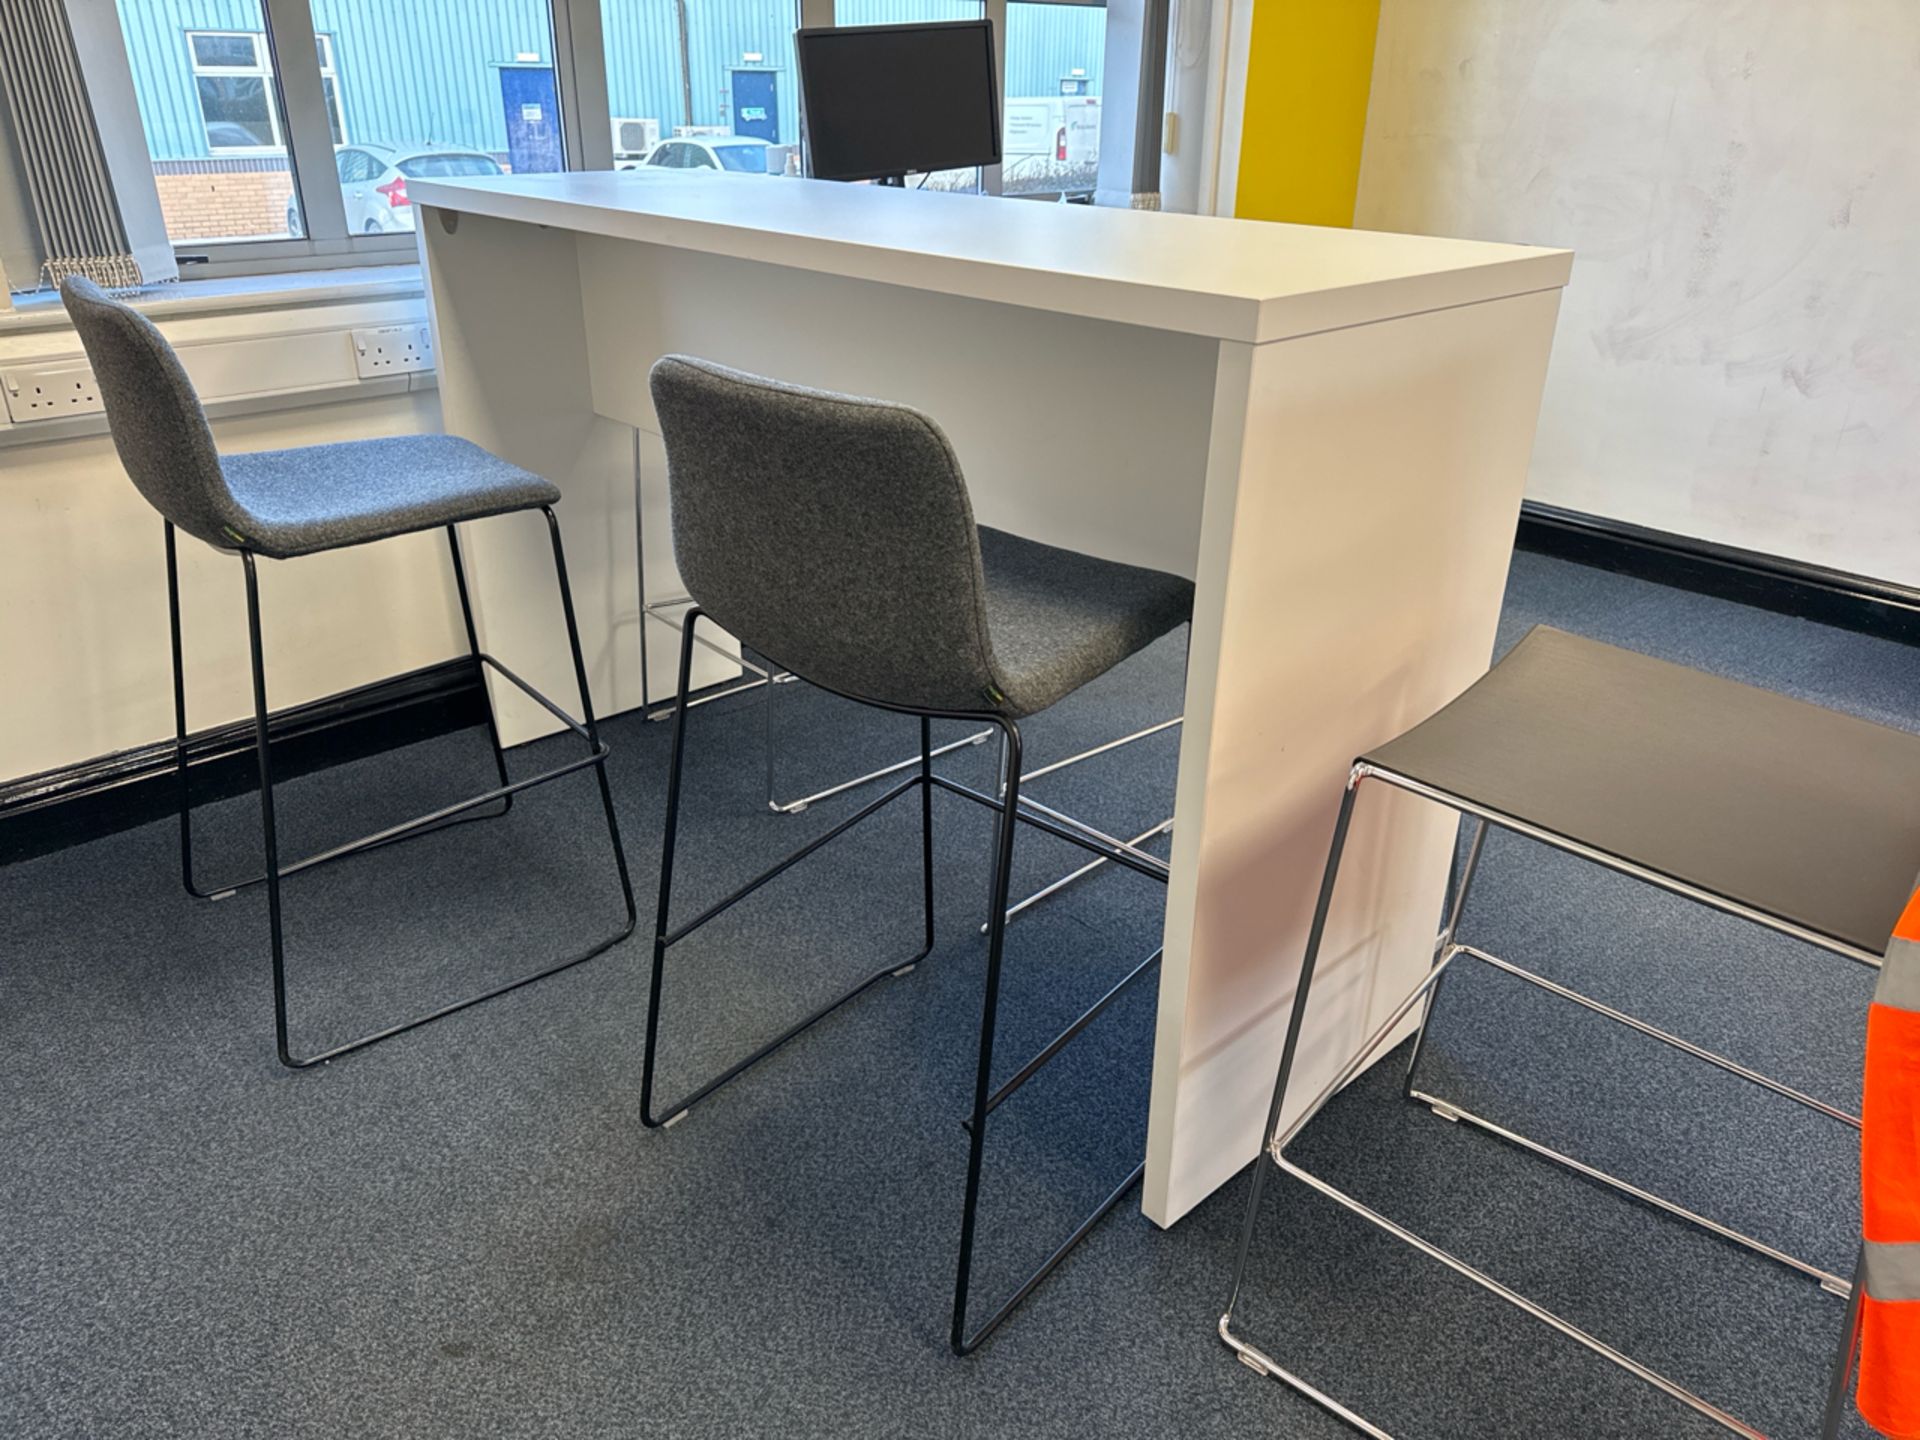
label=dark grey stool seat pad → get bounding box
[219,436,561,558]
[1367,624,1920,956]
[977,526,1192,718]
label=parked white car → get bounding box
[286,143,506,236]
[630,135,781,175]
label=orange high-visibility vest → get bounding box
[1861,888,1920,1438]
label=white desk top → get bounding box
[411,170,1570,345]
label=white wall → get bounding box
[1160,0,1254,216]
[1355,0,1920,583]
[1,391,466,784]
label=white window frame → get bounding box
[186,30,286,156]
[315,34,350,146]
[185,29,349,157]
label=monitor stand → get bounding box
[876,174,907,187]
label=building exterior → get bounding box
[114,0,1106,238]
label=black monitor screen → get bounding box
[796,21,1000,183]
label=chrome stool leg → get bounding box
[1394,816,1860,1295]
[1396,818,1489,1091]
[1406,942,1859,1293]
[1821,1249,1866,1440]
[641,594,778,720]
[1221,764,1863,1439]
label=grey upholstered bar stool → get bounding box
[1220,625,1920,1438]
[644,355,1191,1354]
[61,277,636,1069]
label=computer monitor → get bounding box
[795,20,1001,184]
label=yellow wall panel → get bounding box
[1235,0,1382,227]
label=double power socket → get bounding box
[2,364,104,423]
[1,323,436,426]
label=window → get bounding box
[185,30,347,155]
[108,0,566,259]
[117,2,303,245]
[318,4,564,235]
[316,35,345,145]
[12,0,1163,291]
[713,142,772,174]
[602,0,800,186]
[1003,1,1105,197]
[188,31,280,153]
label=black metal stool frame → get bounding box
[1219,760,1869,1439]
[644,609,1168,1354]
[165,506,638,1070]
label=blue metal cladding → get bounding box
[114,0,1103,162]
[836,0,1105,97]
[115,0,274,160]
[1004,2,1104,97]
[602,0,807,146]
[308,0,565,157]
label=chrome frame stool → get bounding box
[1220,759,1871,1439]
[645,609,1170,1354]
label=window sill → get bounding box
[0,264,425,335]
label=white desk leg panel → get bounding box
[1143,287,1564,1225]
[418,208,739,745]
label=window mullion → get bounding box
[551,0,611,170]
[260,0,347,241]
[1094,0,1165,208]
[983,0,1006,196]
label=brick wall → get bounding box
[152,161,296,243]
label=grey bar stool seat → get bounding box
[216,434,560,557]
[645,355,1187,1355]
[976,525,1194,717]
[1221,623,1896,1438]
[60,277,636,1069]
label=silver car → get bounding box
[286,143,505,236]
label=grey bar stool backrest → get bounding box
[650,354,1004,715]
[61,276,241,550]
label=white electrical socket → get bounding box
[351,324,435,379]
[2,363,105,423]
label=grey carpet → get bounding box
[0,550,1892,1438]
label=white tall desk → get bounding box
[410,170,1571,1226]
